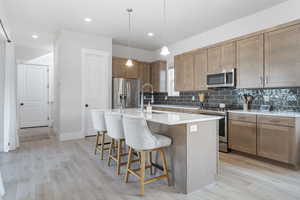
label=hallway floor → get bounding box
[1,130,300,200]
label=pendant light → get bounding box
[160,0,170,56]
[126,8,134,67]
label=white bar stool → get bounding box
[104,112,128,176]
[91,110,110,160]
[122,115,171,196]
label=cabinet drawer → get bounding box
[258,115,295,127]
[229,113,257,123]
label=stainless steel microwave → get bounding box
[206,69,235,88]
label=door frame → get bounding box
[81,48,111,136]
[17,63,50,128]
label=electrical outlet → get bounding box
[264,96,270,102]
[190,125,197,132]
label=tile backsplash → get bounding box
[144,88,300,112]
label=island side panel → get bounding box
[186,120,218,193]
[147,122,188,193]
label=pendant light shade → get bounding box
[160,0,170,56]
[125,59,133,67]
[160,45,170,56]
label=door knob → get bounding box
[20,103,24,106]
[85,104,89,108]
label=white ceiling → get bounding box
[3,0,288,50]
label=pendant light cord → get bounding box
[127,8,133,60]
[163,0,166,44]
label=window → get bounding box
[167,67,179,96]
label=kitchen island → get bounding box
[107,108,223,194]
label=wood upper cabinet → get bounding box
[112,57,138,79]
[221,42,236,71]
[174,51,206,91]
[193,49,208,90]
[112,57,127,78]
[138,62,151,92]
[151,61,166,92]
[126,60,138,79]
[207,42,236,73]
[207,46,221,74]
[138,62,151,84]
[182,53,194,91]
[174,55,185,91]
[229,118,257,155]
[236,34,264,88]
[264,23,300,87]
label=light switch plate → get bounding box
[190,125,197,132]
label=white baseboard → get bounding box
[59,131,84,141]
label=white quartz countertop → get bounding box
[107,108,223,125]
[228,110,300,118]
[152,104,200,110]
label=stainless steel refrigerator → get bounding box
[112,78,140,109]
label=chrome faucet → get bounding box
[141,83,154,111]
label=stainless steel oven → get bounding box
[206,69,235,88]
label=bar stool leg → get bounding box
[149,152,153,175]
[140,151,146,196]
[125,147,133,183]
[100,131,105,160]
[108,139,115,167]
[94,132,100,155]
[116,139,122,176]
[160,149,170,186]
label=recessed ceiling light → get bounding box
[32,34,39,39]
[147,32,154,37]
[84,18,92,22]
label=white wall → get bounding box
[0,0,17,152]
[0,39,5,152]
[55,30,112,141]
[15,45,51,63]
[112,44,156,62]
[155,0,300,65]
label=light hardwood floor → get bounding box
[1,128,300,200]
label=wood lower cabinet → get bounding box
[264,23,300,87]
[229,113,300,167]
[207,42,236,74]
[236,34,264,88]
[257,123,293,164]
[228,119,257,155]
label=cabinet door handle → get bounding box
[265,76,269,85]
[260,77,263,86]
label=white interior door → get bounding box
[82,49,110,136]
[18,64,49,128]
